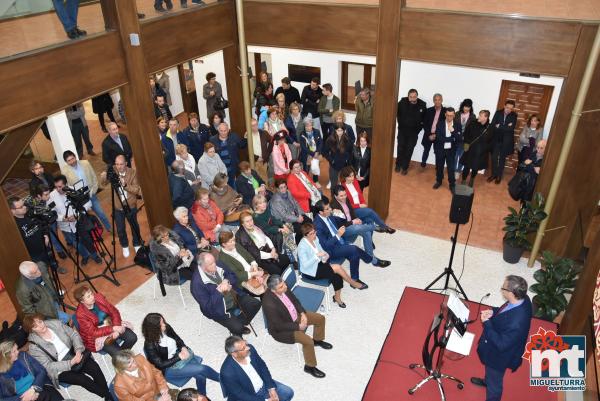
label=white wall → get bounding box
[247,46,564,165]
[192,50,229,125]
[248,45,376,129]
[400,60,563,164]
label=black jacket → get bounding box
[101,133,133,166]
[422,106,446,145]
[91,93,114,114]
[235,171,266,205]
[323,138,352,170]
[300,85,323,118]
[235,226,271,263]
[491,109,518,157]
[330,196,357,221]
[397,97,426,132]
[460,121,492,171]
[168,173,194,209]
[154,103,173,120]
[29,172,55,194]
[144,324,186,373]
[275,86,301,106]
[351,145,371,186]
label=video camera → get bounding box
[105,165,122,188]
[64,181,91,212]
[25,201,57,225]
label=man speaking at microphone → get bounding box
[470,275,532,401]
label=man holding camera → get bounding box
[62,150,112,233]
[10,196,51,264]
[49,175,102,265]
[101,155,142,258]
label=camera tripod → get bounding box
[65,202,120,287]
[106,165,147,273]
[40,222,94,312]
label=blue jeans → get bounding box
[62,230,95,259]
[90,194,112,232]
[52,0,79,32]
[54,302,72,324]
[484,365,505,401]
[343,223,378,263]
[355,207,386,228]
[165,356,219,395]
[50,222,65,253]
[256,381,294,401]
[114,208,141,248]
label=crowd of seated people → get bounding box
[5,71,410,401]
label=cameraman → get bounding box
[101,154,142,258]
[26,183,69,265]
[9,196,50,264]
[49,175,102,265]
[62,150,112,232]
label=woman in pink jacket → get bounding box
[270,130,292,181]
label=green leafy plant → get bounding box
[503,192,548,250]
[530,251,582,320]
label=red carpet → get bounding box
[362,287,558,401]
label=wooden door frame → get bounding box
[496,79,555,125]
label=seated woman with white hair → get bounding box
[172,206,211,258]
[149,225,195,285]
[112,350,170,401]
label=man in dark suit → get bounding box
[262,275,332,378]
[101,122,133,167]
[220,336,294,401]
[313,198,382,287]
[168,161,195,210]
[421,93,445,168]
[489,100,518,184]
[471,275,533,401]
[395,89,426,174]
[190,253,261,336]
[433,107,461,192]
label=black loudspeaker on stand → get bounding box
[425,184,474,300]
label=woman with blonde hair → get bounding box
[112,350,171,401]
[0,340,64,401]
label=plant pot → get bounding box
[532,299,555,322]
[503,240,524,264]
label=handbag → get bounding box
[134,245,152,270]
[170,347,198,370]
[0,319,28,348]
[214,97,229,111]
[29,341,91,373]
[463,126,489,152]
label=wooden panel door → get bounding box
[496,80,554,170]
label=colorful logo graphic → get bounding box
[522,327,586,391]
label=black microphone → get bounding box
[467,293,491,324]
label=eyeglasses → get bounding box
[500,287,511,292]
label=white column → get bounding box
[45,111,78,171]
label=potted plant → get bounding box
[530,251,581,321]
[502,192,547,263]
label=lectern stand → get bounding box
[408,295,468,400]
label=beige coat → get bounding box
[113,354,168,401]
[62,160,99,195]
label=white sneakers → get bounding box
[122,247,130,258]
[134,246,141,253]
[326,181,331,189]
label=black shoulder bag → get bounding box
[29,340,91,373]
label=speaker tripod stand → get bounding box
[425,222,469,300]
